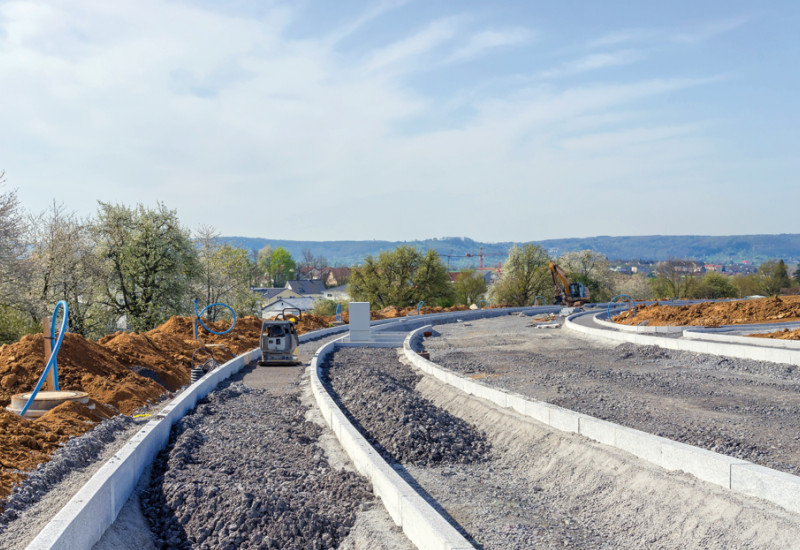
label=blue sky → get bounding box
[1,0,798,241]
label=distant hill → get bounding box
[219,234,800,268]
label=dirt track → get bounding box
[423,315,800,476]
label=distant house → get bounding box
[285,279,327,296]
[665,260,703,274]
[262,297,320,318]
[251,287,302,302]
[325,267,351,287]
[322,285,350,301]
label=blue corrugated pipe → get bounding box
[194,298,237,339]
[20,301,69,417]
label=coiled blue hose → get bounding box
[20,301,68,417]
[476,299,488,309]
[533,296,546,306]
[335,303,343,323]
[194,298,236,340]
[416,301,424,315]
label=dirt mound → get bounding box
[612,296,800,327]
[750,328,800,341]
[0,305,480,502]
[293,314,334,333]
[0,400,116,499]
[372,305,472,319]
[0,315,267,501]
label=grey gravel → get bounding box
[424,315,800,475]
[0,414,136,530]
[143,382,374,549]
[324,347,490,467]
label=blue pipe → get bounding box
[476,299,488,309]
[335,303,343,323]
[20,301,69,417]
[608,294,636,321]
[194,298,237,339]
[416,301,424,315]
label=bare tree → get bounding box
[296,249,328,280]
[24,202,109,336]
[193,225,258,319]
[0,171,26,304]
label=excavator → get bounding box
[549,261,590,306]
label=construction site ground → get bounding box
[96,320,800,549]
[0,305,473,505]
[423,314,800,476]
[5,301,800,547]
[613,295,800,334]
[96,334,410,550]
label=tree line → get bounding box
[0,177,326,342]
[2,175,798,343]
[347,245,800,309]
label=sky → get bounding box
[1,0,798,242]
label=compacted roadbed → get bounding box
[323,345,800,549]
[424,315,800,476]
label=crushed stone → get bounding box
[324,347,490,467]
[142,382,374,549]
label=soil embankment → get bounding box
[0,304,475,500]
[613,295,800,330]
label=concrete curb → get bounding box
[309,336,473,550]
[25,348,261,550]
[25,307,556,549]
[25,324,354,550]
[403,324,800,516]
[566,311,800,366]
[593,312,684,334]
[595,311,800,340]
[683,327,800,349]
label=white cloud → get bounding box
[446,28,534,63]
[589,16,749,49]
[0,1,765,241]
[325,0,409,46]
[588,29,655,49]
[670,16,749,44]
[361,18,459,73]
[537,49,644,79]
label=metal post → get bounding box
[43,315,55,391]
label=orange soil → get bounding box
[0,315,264,500]
[749,328,800,341]
[612,295,800,328]
[0,305,479,500]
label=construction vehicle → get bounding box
[258,308,301,366]
[549,261,590,306]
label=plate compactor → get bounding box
[258,308,301,366]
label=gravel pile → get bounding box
[0,414,135,530]
[143,382,373,549]
[424,316,800,475]
[324,348,490,467]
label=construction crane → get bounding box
[549,261,590,306]
[442,247,505,271]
